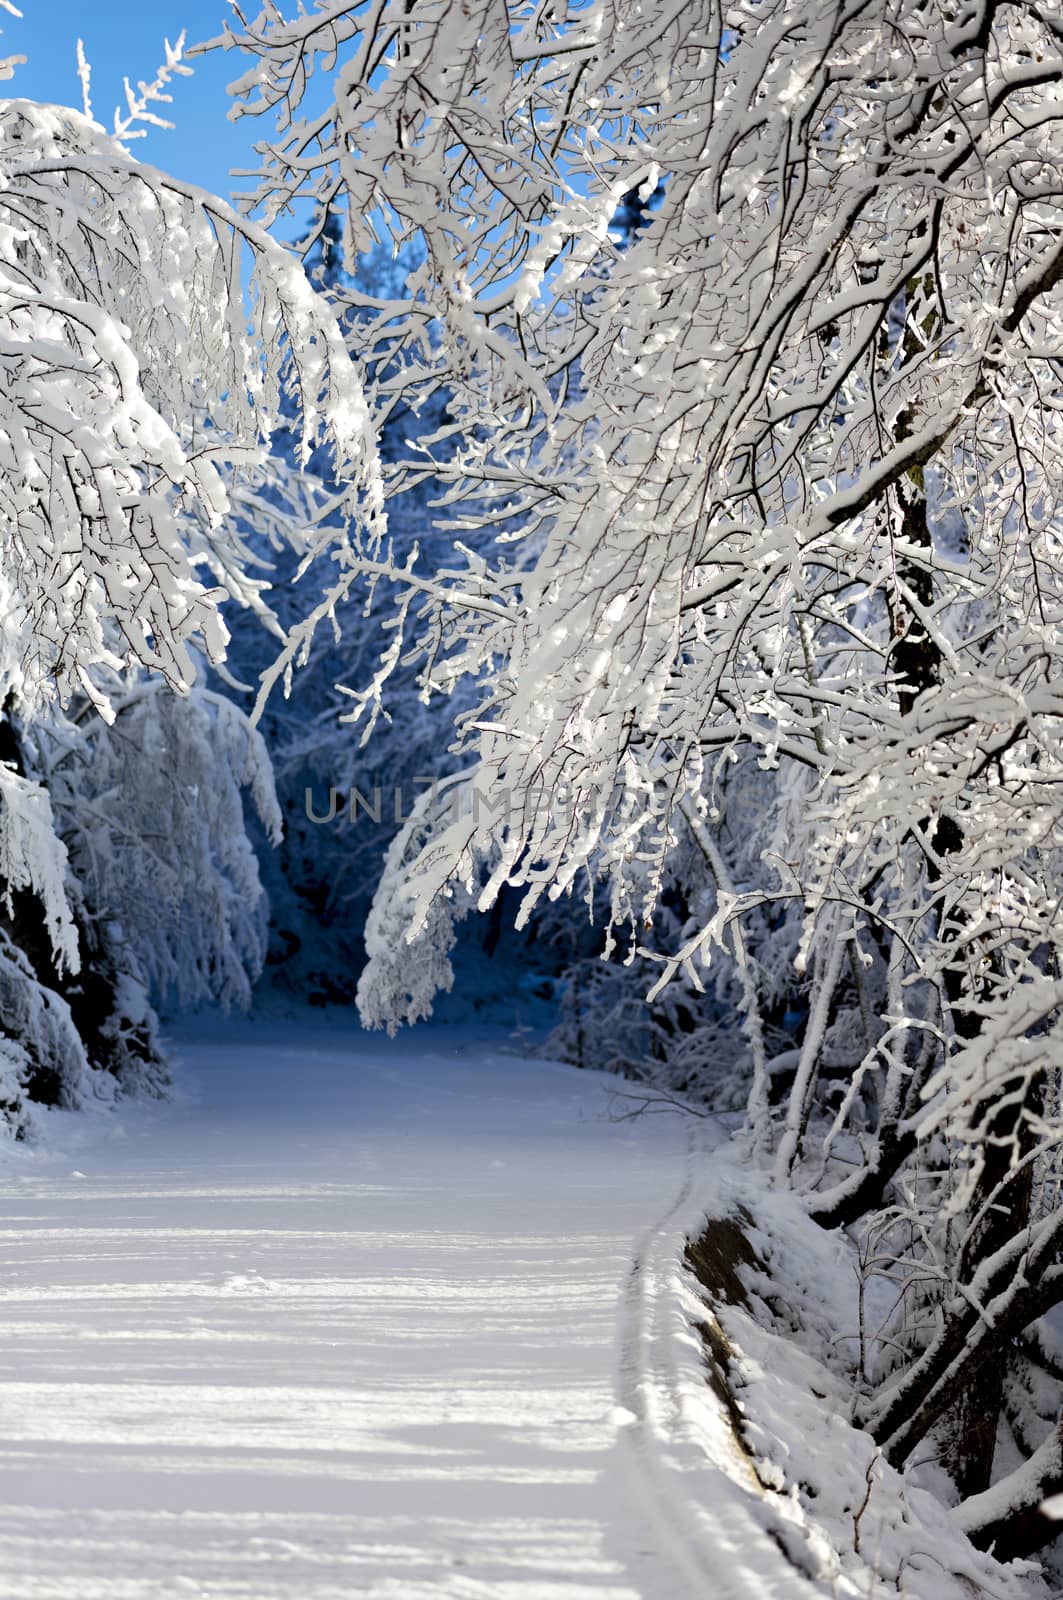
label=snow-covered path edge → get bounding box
[616,1125,819,1600]
[632,1138,1043,1600]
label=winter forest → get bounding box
[2,0,1063,1594]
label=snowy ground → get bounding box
[0,1015,720,1600]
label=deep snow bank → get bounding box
[654,1145,1046,1599]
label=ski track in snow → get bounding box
[0,1017,716,1600]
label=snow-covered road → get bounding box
[0,1018,702,1600]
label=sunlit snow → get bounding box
[0,1017,696,1600]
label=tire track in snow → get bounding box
[616,1120,819,1600]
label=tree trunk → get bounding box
[941,1073,1041,1496]
[955,1422,1063,1561]
[863,1218,1063,1464]
[860,378,1016,1491]
[807,1123,918,1228]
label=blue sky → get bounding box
[5,1,260,202]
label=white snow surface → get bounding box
[0,1014,735,1600]
[0,1014,1038,1600]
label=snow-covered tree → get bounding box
[0,86,381,713]
[209,216,480,999]
[0,30,382,1127]
[209,0,1063,1549]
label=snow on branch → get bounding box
[0,90,383,719]
[199,1,1063,1005]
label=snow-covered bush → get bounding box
[50,679,282,1012]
